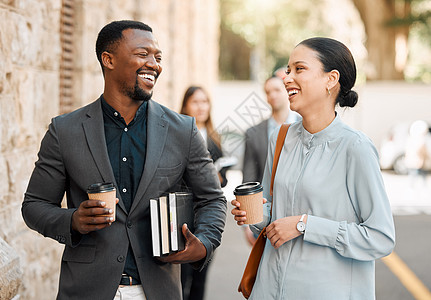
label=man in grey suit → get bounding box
[21,20,226,300]
[242,76,301,183]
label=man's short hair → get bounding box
[95,20,152,72]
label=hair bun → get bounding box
[339,90,358,108]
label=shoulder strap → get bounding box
[270,124,290,197]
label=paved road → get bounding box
[376,214,431,300]
[204,171,431,300]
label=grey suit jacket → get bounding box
[22,98,227,300]
[242,119,269,183]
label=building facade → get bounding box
[0,0,219,298]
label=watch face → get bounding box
[297,222,306,233]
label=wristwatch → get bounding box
[296,214,307,234]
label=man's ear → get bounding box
[101,51,114,70]
[327,69,340,90]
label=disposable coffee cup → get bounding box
[234,182,263,224]
[87,182,117,221]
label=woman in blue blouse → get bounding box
[231,37,395,299]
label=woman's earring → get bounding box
[327,87,331,96]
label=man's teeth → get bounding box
[139,74,155,81]
[288,89,298,96]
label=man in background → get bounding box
[242,75,300,245]
[243,75,301,183]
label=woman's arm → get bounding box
[304,137,396,261]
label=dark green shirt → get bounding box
[101,95,147,282]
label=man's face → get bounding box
[109,29,162,101]
[264,77,288,112]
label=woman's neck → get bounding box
[196,122,205,130]
[302,109,336,134]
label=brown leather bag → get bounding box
[238,124,290,299]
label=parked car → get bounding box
[379,121,431,175]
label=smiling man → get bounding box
[21,20,227,300]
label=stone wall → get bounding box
[0,1,219,299]
[0,237,22,300]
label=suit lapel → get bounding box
[262,119,269,151]
[130,100,168,213]
[82,98,127,213]
[259,119,269,173]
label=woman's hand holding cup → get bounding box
[231,199,247,225]
[231,182,267,226]
[231,197,267,226]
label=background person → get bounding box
[242,75,301,245]
[179,85,231,300]
[405,119,430,188]
[232,37,395,299]
[21,20,226,300]
[180,86,230,188]
[242,76,300,184]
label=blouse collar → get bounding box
[300,113,342,148]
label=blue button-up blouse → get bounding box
[250,115,395,300]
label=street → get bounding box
[205,171,431,300]
[377,214,431,300]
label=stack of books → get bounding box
[150,192,194,257]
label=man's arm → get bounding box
[158,121,227,269]
[22,119,114,246]
[21,120,76,245]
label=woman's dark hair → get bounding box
[180,86,221,148]
[298,37,358,108]
[95,20,152,72]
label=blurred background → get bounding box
[0,0,430,299]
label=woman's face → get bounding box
[283,45,331,116]
[184,89,210,124]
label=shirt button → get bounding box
[117,255,125,262]
[124,128,128,132]
[122,157,127,162]
[122,188,127,193]
[114,112,119,117]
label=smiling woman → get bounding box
[231,37,395,300]
[284,38,357,132]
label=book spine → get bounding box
[159,196,170,255]
[149,199,161,257]
[169,193,179,251]
[175,192,194,251]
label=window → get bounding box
[59,0,74,114]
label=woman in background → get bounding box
[180,85,228,300]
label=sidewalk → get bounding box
[205,170,249,300]
[382,171,431,215]
[204,170,431,300]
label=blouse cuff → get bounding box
[304,215,340,248]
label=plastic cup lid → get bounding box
[234,182,263,196]
[87,182,115,193]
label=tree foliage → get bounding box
[220,0,431,81]
[351,0,431,80]
[220,0,330,80]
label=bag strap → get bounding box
[270,124,290,198]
